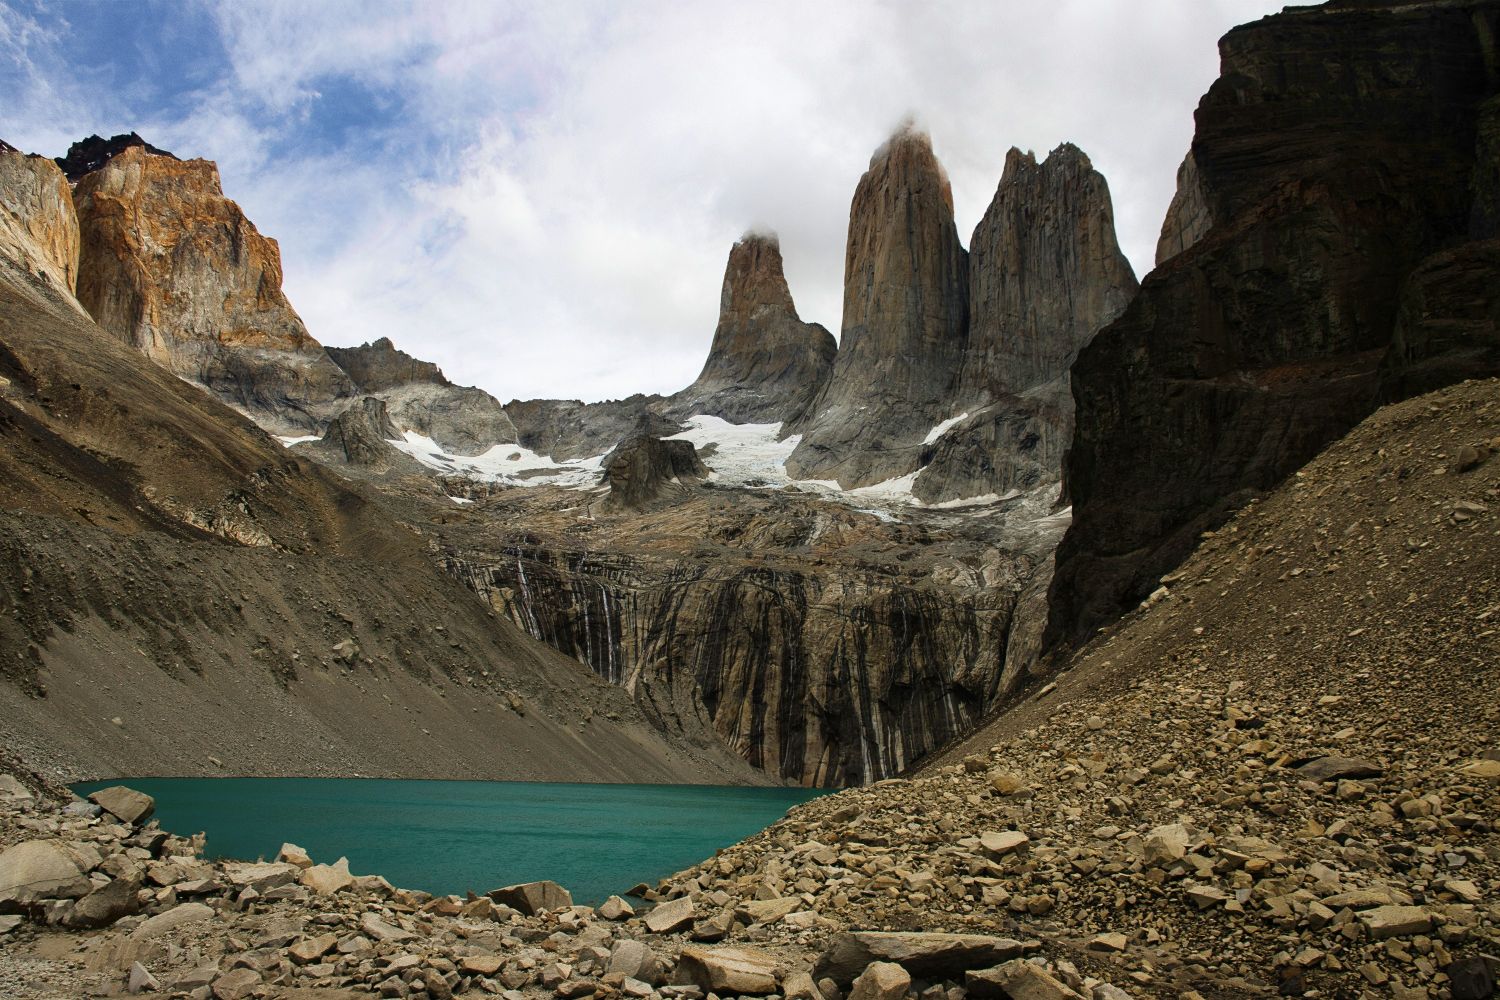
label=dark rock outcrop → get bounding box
[786,125,969,487]
[914,145,1136,503]
[505,394,674,462]
[1048,0,1500,647]
[602,434,708,509]
[671,233,835,424]
[325,337,518,455]
[55,132,176,182]
[72,145,356,434]
[304,396,420,471]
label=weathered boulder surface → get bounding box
[487,880,573,915]
[814,931,1025,985]
[1048,0,1500,646]
[72,144,356,434]
[87,785,155,824]
[0,840,91,909]
[602,433,708,509]
[0,146,80,301]
[786,124,969,487]
[325,337,518,454]
[672,232,835,425]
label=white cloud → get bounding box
[7,0,1283,402]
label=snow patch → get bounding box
[276,435,320,447]
[922,412,969,445]
[665,415,801,488]
[388,431,606,488]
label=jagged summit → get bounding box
[671,231,835,424]
[55,132,176,182]
[784,123,969,487]
[326,337,453,391]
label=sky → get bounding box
[2,0,1284,403]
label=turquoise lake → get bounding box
[70,778,828,905]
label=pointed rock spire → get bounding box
[673,231,835,424]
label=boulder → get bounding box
[0,840,92,909]
[966,961,1084,1000]
[288,932,338,965]
[276,843,313,870]
[644,894,695,934]
[1142,823,1191,865]
[87,786,155,825]
[598,894,635,920]
[814,932,1026,986]
[1360,905,1434,940]
[848,962,910,1000]
[359,913,415,942]
[672,945,782,996]
[221,862,299,893]
[132,902,215,939]
[127,961,159,995]
[211,967,261,1000]
[487,879,573,915]
[66,873,142,928]
[608,939,664,985]
[299,857,354,895]
[1296,756,1384,782]
[736,896,802,925]
[979,830,1030,858]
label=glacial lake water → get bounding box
[70,778,828,904]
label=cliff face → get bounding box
[786,126,969,487]
[914,145,1137,503]
[0,148,81,304]
[602,434,708,510]
[325,337,518,455]
[72,146,356,434]
[1048,0,1500,646]
[437,488,1062,786]
[672,234,835,424]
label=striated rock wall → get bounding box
[0,148,81,305]
[72,146,356,434]
[914,144,1136,503]
[1048,0,1500,647]
[436,489,1062,786]
[672,233,835,424]
[786,126,969,488]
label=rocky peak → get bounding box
[957,142,1136,403]
[325,337,451,392]
[55,132,176,182]
[671,232,835,425]
[785,123,969,486]
[718,231,796,322]
[72,143,355,434]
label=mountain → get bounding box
[0,145,81,306]
[1048,0,1500,648]
[0,177,763,786]
[70,144,358,434]
[325,337,519,455]
[914,144,1137,503]
[672,233,836,424]
[785,125,970,487]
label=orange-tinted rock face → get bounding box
[0,148,81,302]
[73,146,354,433]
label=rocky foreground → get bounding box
[3,380,1496,999]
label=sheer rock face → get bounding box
[602,434,709,510]
[325,338,518,455]
[72,146,355,435]
[1155,150,1213,266]
[786,127,969,487]
[0,149,81,303]
[914,145,1137,503]
[446,489,1061,786]
[672,234,835,424]
[505,395,673,463]
[1048,0,1500,647]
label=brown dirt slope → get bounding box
[0,257,767,786]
